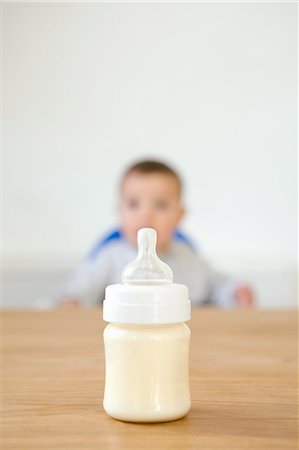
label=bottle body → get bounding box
[103,322,191,423]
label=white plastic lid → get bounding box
[103,228,191,324]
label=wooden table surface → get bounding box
[1,308,298,449]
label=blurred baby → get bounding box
[57,160,253,308]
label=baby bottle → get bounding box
[103,227,191,423]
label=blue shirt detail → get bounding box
[173,230,195,251]
[87,230,123,261]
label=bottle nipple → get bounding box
[121,228,173,285]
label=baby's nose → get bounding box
[137,211,155,229]
[140,207,154,219]
[138,220,154,230]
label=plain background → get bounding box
[2,2,298,308]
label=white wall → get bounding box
[3,2,297,308]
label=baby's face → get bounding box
[119,173,185,252]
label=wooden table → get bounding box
[2,309,298,449]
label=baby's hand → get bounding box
[57,298,81,309]
[234,285,254,308]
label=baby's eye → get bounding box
[155,200,169,211]
[127,199,139,210]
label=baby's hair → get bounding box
[121,160,183,197]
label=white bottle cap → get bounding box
[103,228,191,324]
